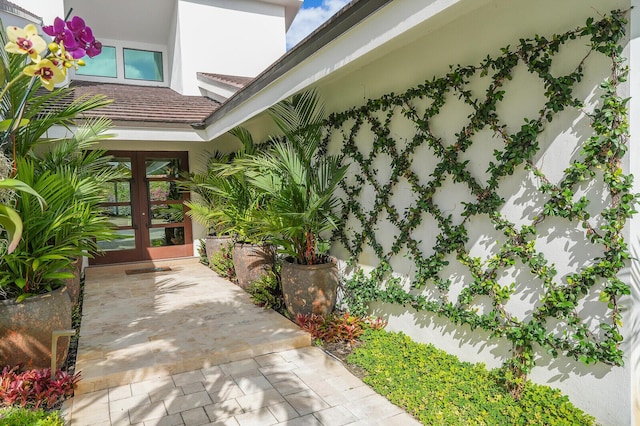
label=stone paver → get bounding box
[63,259,421,425]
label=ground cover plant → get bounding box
[209,240,236,282]
[0,407,63,425]
[347,329,595,425]
[247,267,286,313]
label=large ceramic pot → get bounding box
[0,286,72,369]
[205,234,232,261]
[64,257,83,307]
[281,258,338,317]
[232,243,274,290]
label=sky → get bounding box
[286,0,351,49]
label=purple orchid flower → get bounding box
[42,17,65,38]
[86,40,102,58]
[77,26,94,45]
[42,15,101,59]
[66,16,86,33]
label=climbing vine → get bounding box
[320,10,635,392]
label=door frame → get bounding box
[90,150,193,265]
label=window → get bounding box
[76,46,117,78]
[124,48,163,82]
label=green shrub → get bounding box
[197,239,209,266]
[247,269,285,313]
[347,329,596,425]
[210,241,235,281]
[0,407,64,426]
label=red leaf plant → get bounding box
[0,365,80,409]
[296,312,387,344]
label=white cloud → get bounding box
[286,0,352,49]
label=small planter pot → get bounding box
[232,243,274,290]
[205,234,232,261]
[281,258,338,317]
[0,286,72,369]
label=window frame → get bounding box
[123,47,165,82]
[71,38,168,87]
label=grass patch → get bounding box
[0,407,64,425]
[347,329,595,425]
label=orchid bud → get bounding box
[48,42,59,53]
[77,59,85,66]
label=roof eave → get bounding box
[199,0,393,131]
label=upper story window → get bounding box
[76,46,117,78]
[123,48,163,82]
[71,39,167,86]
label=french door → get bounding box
[91,151,193,265]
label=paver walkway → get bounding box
[62,258,420,425]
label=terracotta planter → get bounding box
[281,259,338,317]
[232,243,274,290]
[0,286,72,369]
[205,235,232,261]
[64,257,83,307]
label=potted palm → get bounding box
[0,122,122,369]
[224,128,274,290]
[0,17,112,369]
[183,152,233,262]
[184,129,274,289]
[241,91,348,316]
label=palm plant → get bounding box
[183,128,265,242]
[0,118,125,300]
[241,90,348,265]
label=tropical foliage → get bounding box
[239,91,348,264]
[183,128,265,242]
[0,119,124,300]
[0,18,117,301]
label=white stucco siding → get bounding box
[174,0,286,95]
[309,0,635,424]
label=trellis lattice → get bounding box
[320,11,634,377]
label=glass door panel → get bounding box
[91,151,192,264]
[98,158,136,253]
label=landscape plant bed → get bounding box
[0,407,64,425]
[346,329,596,425]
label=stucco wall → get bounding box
[312,0,635,424]
[173,0,286,95]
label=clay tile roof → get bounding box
[197,73,254,88]
[59,81,221,126]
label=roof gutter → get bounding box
[193,0,393,130]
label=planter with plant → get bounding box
[183,152,233,262]
[242,91,347,316]
[0,17,118,369]
[189,128,274,289]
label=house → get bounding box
[5,0,640,424]
[9,0,302,264]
